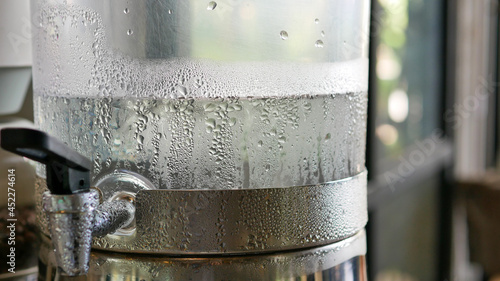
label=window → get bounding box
[366,0,451,280]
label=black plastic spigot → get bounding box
[0,128,91,195]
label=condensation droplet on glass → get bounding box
[321,31,325,37]
[127,29,133,35]
[207,1,217,10]
[168,9,173,14]
[280,30,288,40]
[315,18,320,24]
[315,40,324,48]
[124,8,129,14]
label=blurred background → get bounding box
[366,0,499,280]
[0,0,499,280]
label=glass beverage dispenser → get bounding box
[3,0,370,279]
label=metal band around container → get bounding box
[92,170,367,254]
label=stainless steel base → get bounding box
[38,230,367,281]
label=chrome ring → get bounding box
[93,170,367,254]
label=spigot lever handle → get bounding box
[0,128,91,195]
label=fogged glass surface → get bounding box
[31,0,370,189]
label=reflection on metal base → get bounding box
[39,230,367,281]
[37,171,367,254]
[98,171,368,254]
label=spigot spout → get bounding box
[0,128,137,276]
[42,190,136,276]
[43,190,99,276]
